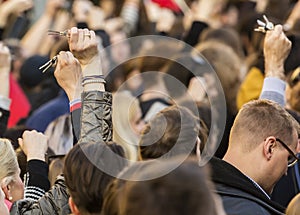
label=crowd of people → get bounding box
[0,0,300,214]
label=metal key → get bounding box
[254,15,274,33]
[48,30,91,38]
[39,55,58,73]
[48,30,69,37]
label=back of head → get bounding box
[196,41,242,114]
[64,141,127,214]
[286,193,300,215]
[137,39,182,88]
[19,55,48,89]
[201,27,244,58]
[118,157,218,215]
[162,52,211,99]
[0,139,19,184]
[139,105,201,160]
[229,99,299,152]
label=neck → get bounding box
[223,149,271,195]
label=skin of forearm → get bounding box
[20,14,53,56]
[0,68,10,98]
[82,57,105,92]
[265,61,285,80]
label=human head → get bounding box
[0,139,24,203]
[230,99,298,152]
[113,91,145,160]
[118,157,220,215]
[227,99,299,193]
[139,105,207,160]
[196,41,242,115]
[200,27,244,58]
[162,52,211,100]
[286,193,300,215]
[64,141,127,215]
[19,55,48,89]
[137,39,182,88]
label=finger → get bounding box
[69,27,79,47]
[18,138,23,149]
[65,51,74,62]
[58,51,69,66]
[89,30,96,42]
[273,24,283,36]
[78,29,85,45]
[83,28,90,43]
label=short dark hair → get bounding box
[139,105,205,160]
[64,141,127,214]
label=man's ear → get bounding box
[69,197,81,215]
[263,137,276,160]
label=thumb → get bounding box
[18,138,23,149]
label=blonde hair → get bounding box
[112,91,140,161]
[0,139,19,186]
[286,194,300,215]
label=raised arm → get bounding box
[68,27,112,143]
[259,25,291,106]
[20,0,64,56]
[18,130,50,201]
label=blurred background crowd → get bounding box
[1,0,300,214]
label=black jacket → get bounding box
[210,157,285,215]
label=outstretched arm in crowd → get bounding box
[18,130,50,201]
[20,0,65,56]
[67,27,112,143]
[10,27,111,214]
[0,0,33,40]
[259,25,292,106]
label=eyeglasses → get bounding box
[276,138,299,167]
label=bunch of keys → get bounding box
[254,15,274,33]
[39,55,58,73]
[48,30,70,38]
[47,30,91,38]
[39,29,92,73]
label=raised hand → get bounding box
[0,0,33,27]
[54,51,82,101]
[44,0,66,18]
[68,27,99,67]
[18,130,48,162]
[264,25,292,80]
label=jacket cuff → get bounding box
[26,160,50,191]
